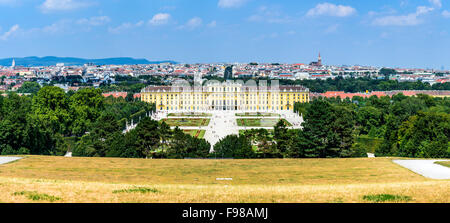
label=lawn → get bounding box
[237,118,292,127]
[236,112,280,117]
[239,129,274,136]
[0,156,448,203]
[183,130,206,139]
[168,112,212,117]
[435,161,450,168]
[161,118,210,127]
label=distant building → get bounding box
[103,92,128,98]
[141,83,310,112]
[309,52,322,67]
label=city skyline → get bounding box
[1,0,449,68]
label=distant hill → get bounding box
[0,56,177,67]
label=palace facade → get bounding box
[141,81,310,112]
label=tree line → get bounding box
[277,76,449,93]
[0,86,156,156]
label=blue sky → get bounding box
[0,0,449,68]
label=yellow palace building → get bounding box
[141,81,310,112]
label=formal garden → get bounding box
[161,118,210,127]
[235,112,280,117]
[168,112,212,117]
[183,130,206,139]
[236,118,292,127]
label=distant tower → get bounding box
[194,72,203,84]
[318,52,322,66]
[11,59,15,70]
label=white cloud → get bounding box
[207,20,217,28]
[247,5,292,23]
[429,0,442,8]
[108,21,144,34]
[0,24,19,40]
[149,13,171,26]
[77,16,110,26]
[372,6,434,26]
[443,10,450,18]
[39,20,73,34]
[416,6,434,15]
[218,0,247,8]
[306,3,356,17]
[40,0,91,13]
[177,17,203,30]
[186,17,202,29]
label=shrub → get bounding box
[363,194,412,203]
[13,191,61,202]
[113,187,159,194]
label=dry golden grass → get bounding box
[0,177,448,203]
[0,156,448,203]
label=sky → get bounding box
[0,0,449,68]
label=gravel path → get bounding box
[393,159,450,179]
[0,157,22,165]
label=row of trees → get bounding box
[278,76,449,93]
[73,117,210,158]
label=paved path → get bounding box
[150,110,304,150]
[0,157,22,165]
[393,159,450,180]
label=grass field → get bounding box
[0,156,448,203]
[237,118,292,127]
[236,112,280,117]
[161,118,210,127]
[168,113,212,117]
[183,130,206,139]
[239,129,275,135]
[435,161,450,168]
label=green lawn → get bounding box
[161,118,210,127]
[236,112,280,117]
[237,118,292,127]
[239,129,275,135]
[183,130,206,139]
[168,112,212,117]
[435,161,450,168]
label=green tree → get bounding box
[212,135,254,158]
[69,88,105,136]
[31,86,71,135]
[301,100,335,158]
[17,82,41,94]
[273,120,291,157]
[134,117,161,158]
[398,112,449,158]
